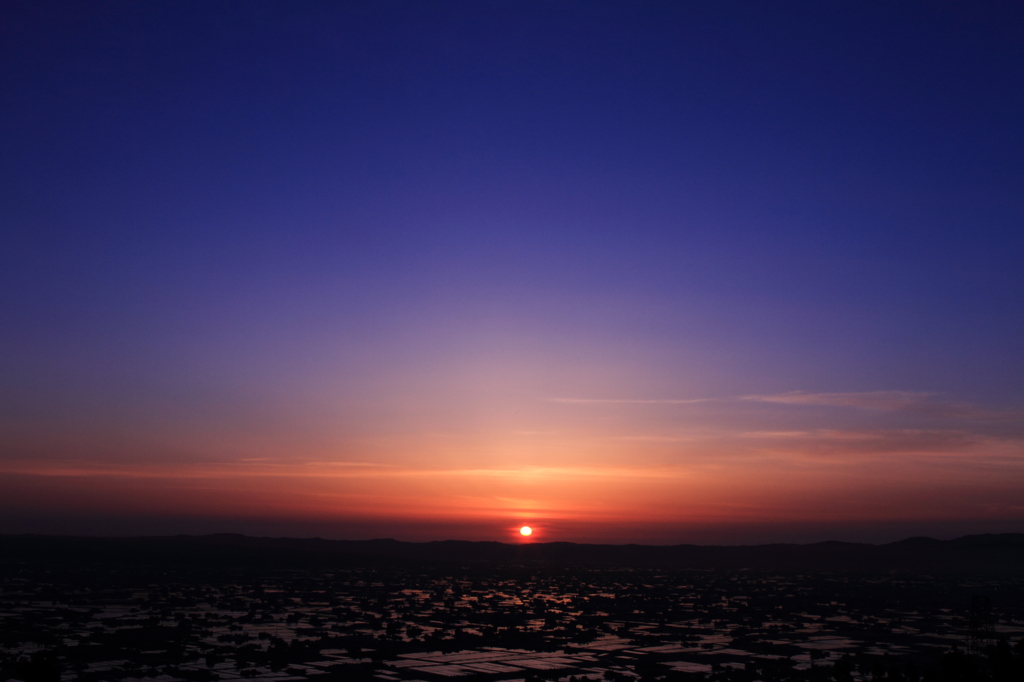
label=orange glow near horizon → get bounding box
[2,390,1023,543]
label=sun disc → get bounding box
[519,526,532,536]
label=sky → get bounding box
[2,1,1023,545]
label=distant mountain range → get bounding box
[2,533,1023,572]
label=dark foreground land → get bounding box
[2,535,1024,682]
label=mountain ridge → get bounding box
[2,532,1023,572]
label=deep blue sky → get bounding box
[2,2,1023,542]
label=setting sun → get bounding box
[519,526,532,536]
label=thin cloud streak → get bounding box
[613,435,696,442]
[740,390,936,410]
[546,398,714,404]
[0,461,693,481]
[549,391,935,409]
[739,429,1024,464]
[741,391,1024,421]
[549,391,1022,423]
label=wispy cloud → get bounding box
[0,461,689,481]
[740,391,936,411]
[740,391,1022,421]
[613,435,695,442]
[548,390,964,413]
[739,428,1024,462]
[549,391,1019,420]
[545,398,713,404]
[306,460,396,468]
[739,431,817,439]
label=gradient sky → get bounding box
[2,1,1023,544]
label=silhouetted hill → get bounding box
[1,532,1022,573]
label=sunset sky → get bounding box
[2,1,1023,544]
